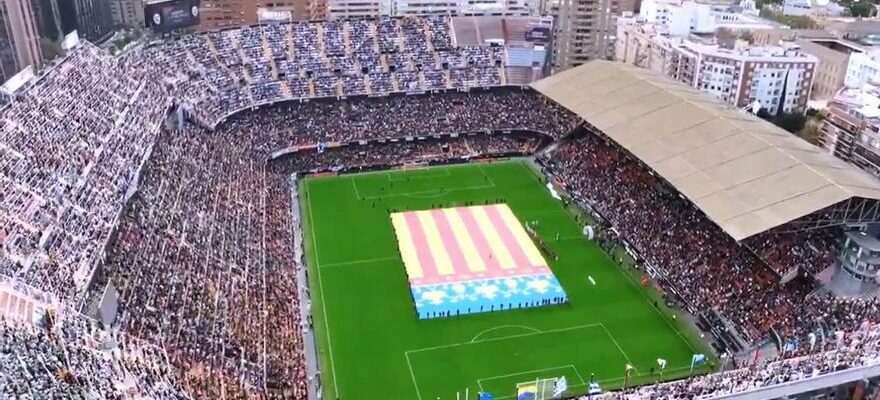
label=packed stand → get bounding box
[129,16,507,128]
[0,310,189,399]
[0,42,170,302]
[223,88,578,150]
[274,133,543,173]
[590,324,880,399]
[95,88,569,398]
[744,224,842,277]
[542,131,880,362]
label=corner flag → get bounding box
[656,358,667,370]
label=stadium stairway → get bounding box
[422,21,435,53]
[370,22,381,53]
[261,33,280,80]
[418,71,427,89]
[391,71,400,91]
[505,67,531,85]
[229,32,247,61]
[286,24,295,59]
[342,21,353,56]
[316,24,327,60]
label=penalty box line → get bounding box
[317,256,399,269]
[405,323,632,399]
[357,183,497,200]
[477,364,586,394]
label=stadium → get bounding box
[0,13,879,400]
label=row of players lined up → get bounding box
[130,15,507,128]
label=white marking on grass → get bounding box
[587,276,596,285]
[477,163,497,187]
[470,325,542,343]
[360,184,496,200]
[477,365,586,400]
[307,185,339,395]
[318,256,399,269]
[406,323,603,355]
[405,352,424,400]
[599,323,634,368]
[350,177,362,200]
[605,250,701,354]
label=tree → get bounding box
[759,9,819,29]
[774,112,808,133]
[849,2,876,17]
[756,109,808,134]
[40,37,62,62]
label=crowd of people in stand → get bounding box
[130,16,507,128]
[744,224,842,277]
[93,87,572,398]
[589,324,880,399]
[542,131,880,390]
[1,310,189,399]
[2,29,880,400]
[0,43,169,303]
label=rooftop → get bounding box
[532,60,880,240]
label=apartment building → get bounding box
[617,18,817,113]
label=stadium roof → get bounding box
[531,60,880,241]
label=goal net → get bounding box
[515,378,557,400]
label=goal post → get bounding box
[515,377,557,400]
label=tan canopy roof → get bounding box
[532,60,880,240]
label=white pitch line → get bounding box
[307,184,339,395]
[600,323,634,367]
[359,184,497,200]
[406,323,603,355]
[476,364,578,386]
[470,325,542,343]
[476,163,498,188]
[405,352,424,400]
[350,176,362,200]
[318,256,399,269]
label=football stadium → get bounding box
[0,12,879,400]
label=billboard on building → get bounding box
[145,0,201,32]
[525,18,553,45]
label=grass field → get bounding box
[300,160,714,400]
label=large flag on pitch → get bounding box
[478,392,494,400]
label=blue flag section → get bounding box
[478,392,495,400]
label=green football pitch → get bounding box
[299,160,714,400]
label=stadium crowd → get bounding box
[1,309,188,399]
[0,43,169,302]
[92,85,573,397]
[541,132,880,354]
[1,24,880,400]
[590,323,880,399]
[131,16,507,128]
